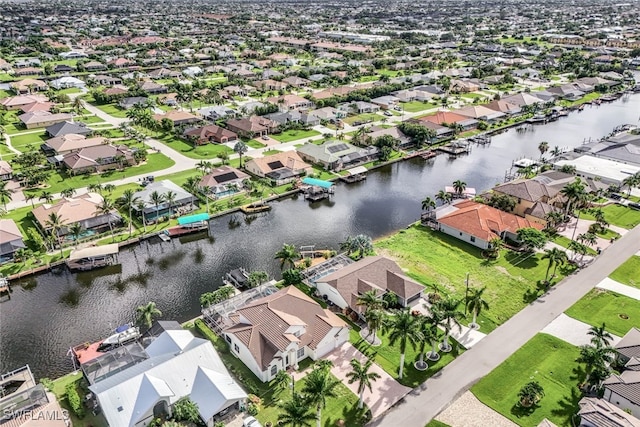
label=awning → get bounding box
[69,244,119,261]
[177,213,210,226]
[345,166,367,176]
[302,177,334,189]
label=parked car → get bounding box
[261,135,269,140]
[243,416,262,427]
[628,202,640,210]
[383,111,393,116]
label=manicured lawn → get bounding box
[471,333,581,427]
[310,165,339,181]
[262,149,282,156]
[153,133,233,159]
[375,225,575,333]
[460,92,485,100]
[343,113,380,125]
[559,92,601,107]
[552,235,597,255]
[271,129,320,143]
[565,289,640,337]
[93,103,128,118]
[76,115,106,125]
[401,101,438,113]
[246,139,266,149]
[609,256,640,289]
[49,372,109,427]
[350,326,462,388]
[581,204,640,229]
[9,131,47,151]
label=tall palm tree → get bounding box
[88,183,103,194]
[356,289,386,313]
[465,287,489,329]
[234,140,248,168]
[135,200,148,233]
[346,358,381,409]
[421,196,436,212]
[273,370,292,391]
[363,308,384,344]
[452,180,466,197]
[117,189,141,237]
[436,189,452,205]
[278,392,315,427]
[274,243,299,270]
[183,176,201,208]
[541,248,568,282]
[587,323,614,349]
[560,178,586,218]
[135,301,162,329]
[384,308,422,379]
[45,212,66,256]
[164,190,177,217]
[149,191,165,222]
[0,181,12,210]
[68,222,84,248]
[25,192,36,208]
[433,297,464,352]
[96,198,116,240]
[301,369,340,427]
[60,187,75,198]
[417,313,441,367]
[577,344,614,385]
[39,191,54,203]
[538,141,549,159]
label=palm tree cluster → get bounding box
[135,301,162,329]
[621,172,640,197]
[199,285,235,308]
[577,323,616,393]
[340,234,374,260]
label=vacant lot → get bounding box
[565,289,640,337]
[609,256,640,289]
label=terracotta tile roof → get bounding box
[153,110,199,123]
[223,286,347,370]
[422,111,471,125]
[45,134,106,154]
[0,94,48,108]
[184,125,237,142]
[438,200,544,241]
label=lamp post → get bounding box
[464,272,470,315]
[289,372,295,395]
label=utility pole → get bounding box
[464,272,470,315]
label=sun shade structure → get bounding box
[177,213,209,226]
[302,177,334,189]
[69,244,119,261]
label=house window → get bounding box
[271,365,277,376]
[234,344,239,353]
[459,232,463,236]
[225,335,231,344]
[470,236,476,242]
[297,348,304,358]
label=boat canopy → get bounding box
[302,177,334,189]
[177,213,210,225]
[69,244,119,261]
[344,166,367,176]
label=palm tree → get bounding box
[88,183,103,194]
[0,181,13,209]
[357,289,386,313]
[452,180,467,197]
[587,323,614,349]
[164,190,177,217]
[622,173,640,198]
[136,200,148,233]
[436,189,453,205]
[538,141,549,159]
[68,222,84,248]
[421,196,436,212]
[135,301,162,329]
[247,271,269,288]
[560,178,586,218]
[417,313,441,367]
[274,243,299,270]
[117,189,141,237]
[301,369,340,427]
[578,232,597,247]
[24,193,36,208]
[183,176,200,208]
[340,234,373,260]
[384,308,422,379]
[273,369,292,391]
[434,297,464,352]
[518,381,545,407]
[60,187,75,198]
[149,191,165,222]
[465,287,489,330]
[577,344,614,385]
[45,212,66,256]
[363,308,384,344]
[278,393,315,427]
[72,97,83,115]
[234,140,248,168]
[346,358,381,409]
[96,198,116,240]
[39,191,54,203]
[541,248,568,281]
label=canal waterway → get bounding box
[1,93,639,380]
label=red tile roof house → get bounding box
[183,125,238,145]
[226,116,278,138]
[221,286,349,382]
[422,111,479,131]
[0,94,49,110]
[314,256,425,314]
[436,200,544,250]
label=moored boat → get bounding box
[66,244,119,271]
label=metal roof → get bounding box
[302,177,334,189]
[177,213,209,226]
[69,244,119,261]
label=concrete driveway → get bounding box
[325,342,411,419]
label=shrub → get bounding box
[39,378,54,392]
[65,383,85,419]
[246,402,259,416]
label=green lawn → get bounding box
[343,113,381,125]
[559,92,602,108]
[310,165,339,181]
[93,103,128,118]
[50,373,108,427]
[9,132,47,151]
[375,226,575,333]
[552,235,597,255]
[271,129,320,143]
[565,289,640,337]
[426,421,451,427]
[152,133,233,159]
[246,139,266,149]
[400,101,438,113]
[262,149,282,156]
[76,115,106,125]
[350,327,462,388]
[609,256,640,289]
[459,93,485,100]
[472,333,581,427]
[580,204,640,229]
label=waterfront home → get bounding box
[0,160,13,180]
[314,256,424,313]
[485,99,523,116]
[31,192,121,240]
[577,397,640,427]
[613,328,640,370]
[501,92,545,108]
[244,151,312,185]
[422,111,478,130]
[45,121,92,138]
[0,94,49,110]
[43,134,107,156]
[367,126,412,148]
[199,166,249,198]
[576,139,640,167]
[62,144,136,175]
[554,155,640,186]
[18,111,73,129]
[456,105,506,123]
[90,328,247,427]
[297,140,378,171]
[435,200,544,250]
[132,180,195,222]
[222,286,349,382]
[0,219,25,262]
[184,125,238,145]
[412,119,455,140]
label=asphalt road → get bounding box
[369,224,640,427]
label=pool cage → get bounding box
[300,253,353,284]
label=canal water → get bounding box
[1,93,639,380]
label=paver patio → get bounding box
[541,313,621,347]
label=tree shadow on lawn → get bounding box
[504,251,541,269]
[510,401,541,419]
[551,386,582,426]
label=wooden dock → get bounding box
[437,144,471,156]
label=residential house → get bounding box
[411,119,455,140]
[19,111,73,129]
[485,99,523,116]
[199,166,249,199]
[62,145,136,175]
[31,192,121,238]
[450,79,480,93]
[18,101,55,114]
[422,111,478,130]
[119,96,149,110]
[456,105,506,123]
[244,151,312,185]
[50,76,85,90]
[107,57,136,68]
[313,256,424,313]
[352,101,380,114]
[103,86,129,97]
[266,94,314,111]
[147,68,181,79]
[139,81,168,94]
[199,106,237,121]
[91,75,122,86]
[222,286,349,382]
[309,107,346,122]
[13,67,43,77]
[577,397,640,427]
[501,92,545,108]
[297,140,378,170]
[614,328,640,370]
[226,116,278,138]
[254,79,288,92]
[554,155,640,186]
[152,110,200,126]
[43,135,107,156]
[435,200,544,249]
[84,61,107,71]
[490,178,561,226]
[367,126,412,149]
[0,160,12,180]
[371,95,400,110]
[10,78,48,94]
[53,65,76,74]
[0,94,49,110]
[603,371,640,419]
[183,125,238,145]
[90,328,247,427]
[46,121,92,138]
[132,180,195,222]
[282,76,311,88]
[0,219,25,262]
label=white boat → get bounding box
[97,325,141,351]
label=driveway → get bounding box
[324,342,411,419]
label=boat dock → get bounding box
[340,166,368,183]
[437,141,471,156]
[301,177,335,201]
[66,244,119,271]
[239,202,271,214]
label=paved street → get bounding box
[369,224,640,427]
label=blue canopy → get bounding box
[302,177,334,189]
[177,213,210,225]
